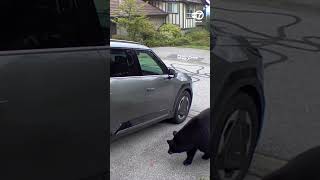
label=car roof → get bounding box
[110,39,150,50]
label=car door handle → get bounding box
[146,88,155,92]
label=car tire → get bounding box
[212,92,259,180]
[170,90,192,124]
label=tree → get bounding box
[112,0,156,41]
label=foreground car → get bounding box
[212,32,265,180]
[0,0,108,179]
[110,39,193,140]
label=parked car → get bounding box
[211,32,265,180]
[0,0,108,180]
[110,39,193,140]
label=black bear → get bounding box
[263,146,320,180]
[167,108,210,166]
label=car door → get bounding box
[110,48,148,134]
[134,49,175,120]
[0,1,107,180]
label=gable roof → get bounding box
[110,0,167,17]
[182,0,207,4]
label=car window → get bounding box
[111,49,139,77]
[136,51,165,75]
[0,0,105,51]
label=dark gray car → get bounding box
[110,40,193,140]
[0,1,108,180]
[211,32,265,180]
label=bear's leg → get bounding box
[183,148,197,166]
[202,153,210,160]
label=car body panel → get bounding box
[0,0,109,179]
[110,40,193,139]
[212,33,265,138]
[0,47,108,180]
[110,74,176,134]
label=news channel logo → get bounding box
[191,10,205,22]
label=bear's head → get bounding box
[167,131,193,154]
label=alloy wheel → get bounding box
[177,96,190,120]
[216,109,253,180]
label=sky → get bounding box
[206,0,210,15]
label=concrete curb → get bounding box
[249,153,287,178]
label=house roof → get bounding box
[181,0,209,5]
[110,0,167,17]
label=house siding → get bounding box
[149,16,166,29]
[180,3,183,28]
[149,0,204,29]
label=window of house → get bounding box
[186,4,193,18]
[167,2,178,13]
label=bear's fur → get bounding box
[167,108,210,166]
[263,146,320,180]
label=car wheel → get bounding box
[170,90,192,124]
[212,92,259,180]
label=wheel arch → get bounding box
[214,72,265,142]
[170,83,193,117]
[238,84,265,141]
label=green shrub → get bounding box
[159,24,182,39]
[140,20,157,40]
[185,27,209,41]
[111,35,132,41]
[144,39,163,47]
[112,26,209,49]
[184,27,210,47]
[172,36,191,46]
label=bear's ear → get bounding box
[173,131,177,136]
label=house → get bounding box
[147,0,208,29]
[110,0,208,35]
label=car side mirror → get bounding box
[168,68,176,79]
